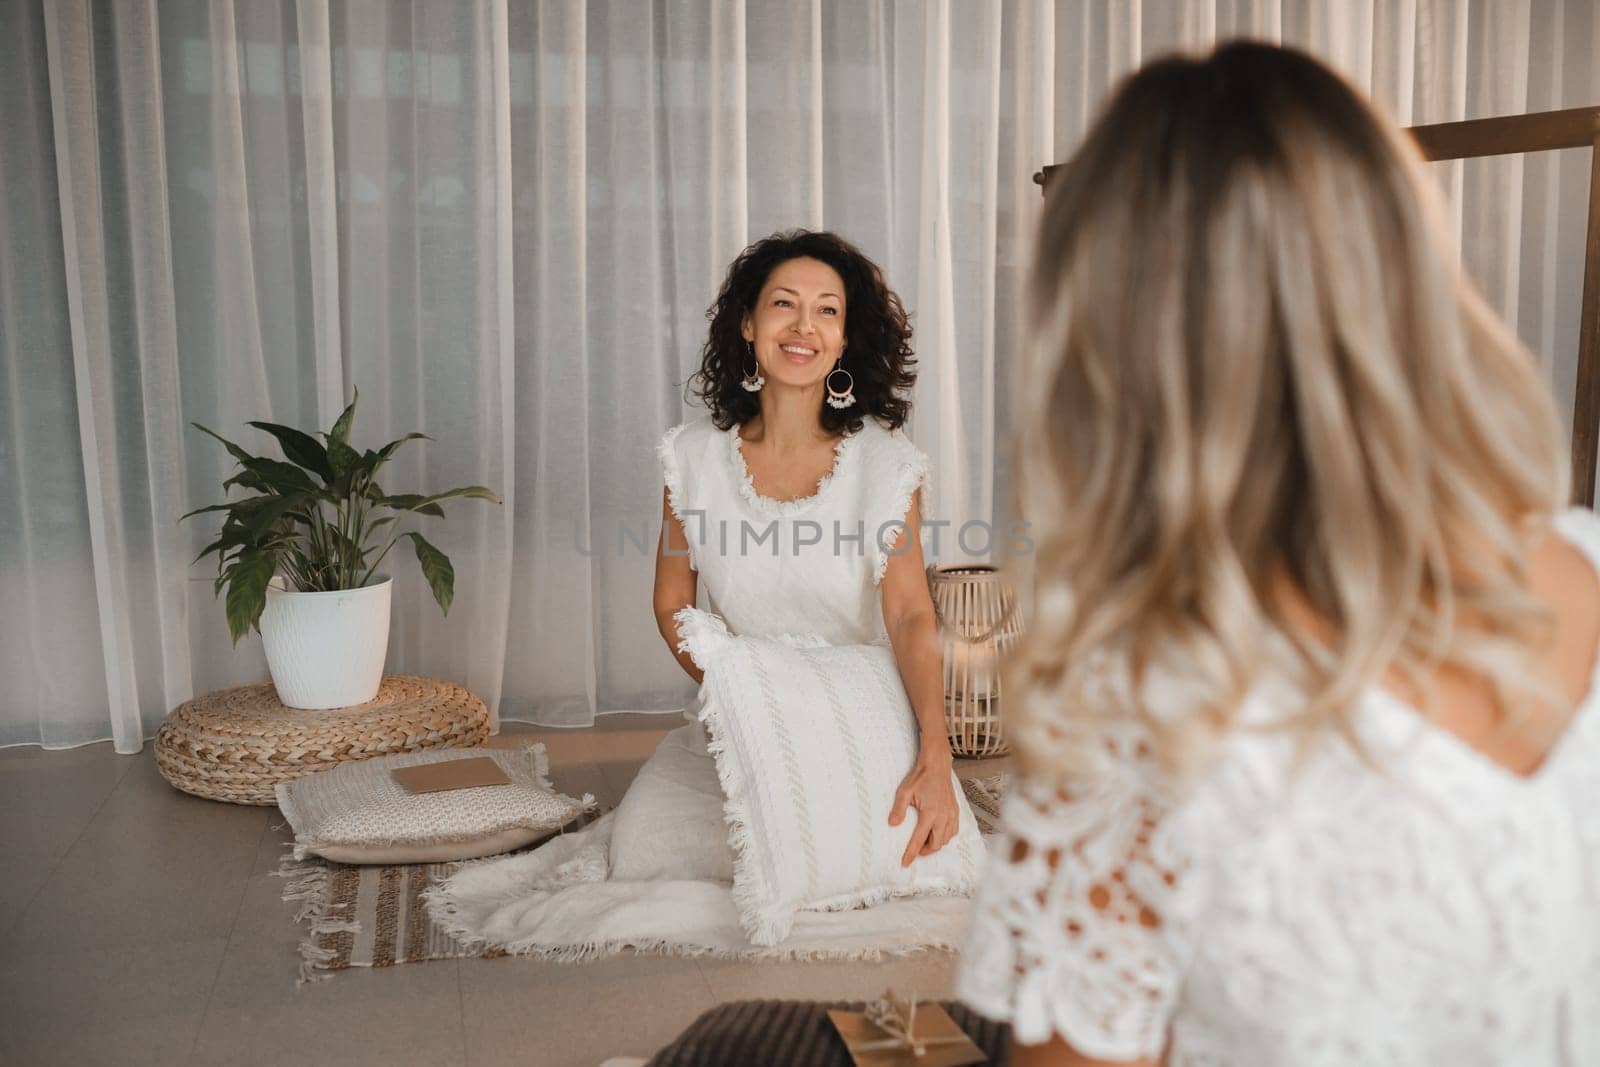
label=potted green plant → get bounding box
[183,387,500,709]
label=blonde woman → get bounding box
[956,41,1600,1066]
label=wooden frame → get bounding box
[1410,107,1600,506]
[1035,105,1600,505]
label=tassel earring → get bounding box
[825,360,856,409]
[741,340,765,392]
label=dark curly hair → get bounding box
[688,229,916,434]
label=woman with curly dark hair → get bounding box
[429,231,983,962]
[686,229,918,437]
[648,227,970,875]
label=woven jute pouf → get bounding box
[154,675,489,805]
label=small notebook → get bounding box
[390,755,511,794]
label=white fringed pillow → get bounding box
[275,744,595,864]
[673,606,984,946]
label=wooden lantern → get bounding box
[927,563,1024,758]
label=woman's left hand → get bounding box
[889,751,961,867]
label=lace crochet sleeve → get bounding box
[955,726,1210,1060]
[657,421,698,573]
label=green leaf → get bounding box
[194,421,322,497]
[247,421,332,481]
[245,456,321,495]
[368,484,499,519]
[224,550,276,645]
[192,423,256,468]
[328,386,358,446]
[327,439,361,495]
[389,485,503,513]
[374,493,446,518]
[193,522,251,565]
[374,432,430,465]
[182,493,307,534]
[241,494,311,542]
[181,493,285,523]
[222,469,270,494]
[180,501,243,522]
[403,531,454,615]
[428,485,502,505]
[350,448,392,495]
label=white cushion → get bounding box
[609,720,736,883]
[275,744,594,865]
[672,607,984,946]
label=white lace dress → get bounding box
[955,508,1600,1066]
[656,412,933,644]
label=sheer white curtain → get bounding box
[2,1,1594,751]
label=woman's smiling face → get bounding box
[740,256,847,388]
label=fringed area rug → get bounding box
[278,775,1008,982]
[275,805,612,982]
[278,858,471,977]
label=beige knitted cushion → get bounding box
[275,744,594,864]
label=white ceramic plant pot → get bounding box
[260,576,392,709]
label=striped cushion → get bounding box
[672,607,985,946]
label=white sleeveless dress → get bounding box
[605,414,933,882]
[656,412,933,644]
[425,413,963,960]
[955,507,1600,1065]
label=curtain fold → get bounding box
[1,0,1594,749]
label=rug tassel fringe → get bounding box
[273,850,362,985]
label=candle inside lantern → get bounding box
[946,639,998,698]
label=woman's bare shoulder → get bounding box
[1531,513,1600,702]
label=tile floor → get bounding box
[0,715,1004,1067]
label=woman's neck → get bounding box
[748,393,836,449]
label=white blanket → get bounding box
[424,722,991,962]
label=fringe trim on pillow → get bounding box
[666,615,786,942]
[673,606,832,667]
[675,612,836,942]
[802,875,980,918]
[693,679,791,946]
[672,605,731,671]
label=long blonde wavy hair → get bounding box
[1007,41,1569,779]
